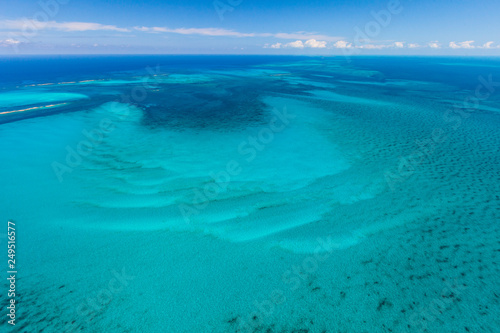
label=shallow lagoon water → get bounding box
[0,56,499,332]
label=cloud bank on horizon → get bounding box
[2,19,498,52]
[266,39,499,50]
[1,0,499,54]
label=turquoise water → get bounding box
[0,56,499,332]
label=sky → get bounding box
[0,0,499,55]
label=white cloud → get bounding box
[0,38,23,48]
[356,44,388,49]
[286,40,304,48]
[0,19,346,43]
[147,28,342,41]
[4,18,497,54]
[332,40,352,49]
[273,32,341,42]
[266,39,330,49]
[267,39,499,51]
[479,41,500,49]
[428,41,441,49]
[133,26,169,33]
[461,40,475,48]
[0,39,21,45]
[151,27,168,33]
[0,19,129,32]
[482,41,495,49]
[304,39,326,48]
[133,26,150,32]
[157,27,255,37]
[449,40,475,49]
[131,25,342,41]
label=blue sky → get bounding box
[1,0,499,54]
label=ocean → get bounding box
[0,55,499,332]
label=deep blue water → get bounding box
[1,55,499,87]
[0,55,312,85]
